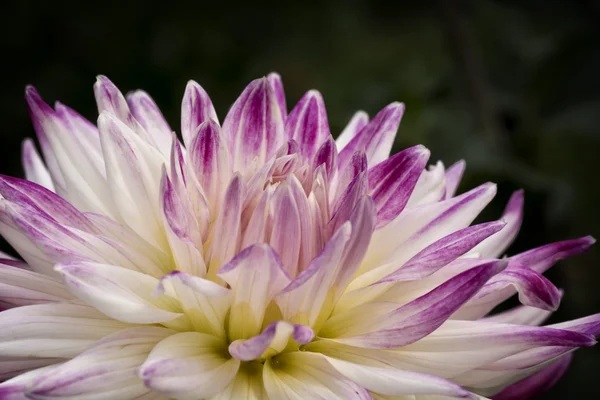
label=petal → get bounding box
[356,182,497,287]
[379,220,506,282]
[492,354,572,400]
[471,190,524,258]
[269,182,302,276]
[228,321,313,361]
[444,160,466,199]
[56,262,182,324]
[222,78,284,171]
[267,72,287,121]
[285,90,330,160]
[263,351,371,399]
[335,111,369,151]
[139,332,240,400]
[218,244,290,340]
[339,102,404,168]
[188,120,232,216]
[127,90,173,155]
[368,145,430,227]
[0,261,74,308]
[156,271,231,338]
[21,139,54,191]
[181,80,219,147]
[510,235,595,274]
[27,327,173,400]
[98,112,168,250]
[312,137,338,181]
[406,161,446,208]
[322,260,507,348]
[0,303,132,359]
[323,356,474,398]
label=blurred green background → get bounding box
[1,0,599,398]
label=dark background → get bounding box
[1,0,599,398]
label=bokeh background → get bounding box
[1,0,599,398]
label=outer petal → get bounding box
[267,72,287,121]
[127,90,173,155]
[324,356,475,398]
[0,303,132,359]
[510,236,595,274]
[181,80,219,147]
[218,244,290,340]
[444,160,466,199]
[138,332,240,400]
[471,190,524,258]
[406,161,446,208]
[338,102,404,168]
[222,78,284,171]
[263,351,371,400]
[55,262,182,324]
[21,139,54,191]
[26,327,173,400]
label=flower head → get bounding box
[0,73,597,399]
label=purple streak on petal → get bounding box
[368,145,430,228]
[93,75,137,128]
[329,171,368,233]
[549,313,600,338]
[285,90,331,160]
[312,137,338,181]
[332,150,368,211]
[338,102,404,168]
[267,72,287,122]
[126,90,173,152]
[181,80,218,146]
[222,78,284,171]
[293,324,315,344]
[380,220,507,282]
[510,236,595,274]
[493,353,573,400]
[444,160,466,199]
[0,175,93,232]
[336,111,369,151]
[348,260,508,349]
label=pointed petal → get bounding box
[21,139,54,191]
[339,102,404,168]
[222,78,284,171]
[324,356,474,398]
[181,80,218,147]
[444,160,466,199]
[336,111,369,151]
[322,260,507,348]
[267,72,287,121]
[368,145,430,227]
[269,182,302,276]
[312,137,338,181]
[510,235,595,274]
[406,161,446,208]
[188,120,232,216]
[472,190,524,258]
[127,90,173,155]
[218,244,290,340]
[139,332,240,400]
[56,262,182,324]
[285,90,330,160]
[0,303,132,359]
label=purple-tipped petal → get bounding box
[338,102,405,168]
[444,160,466,199]
[188,120,232,215]
[510,236,595,274]
[324,259,507,348]
[368,145,431,228]
[380,220,507,282]
[312,137,338,181]
[127,90,173,154]
[222,78,285,171]
[493,353,573,400]
[181,80,218,147]
[267,72,287,121]
[285,90,331,160]
[269,182,302,277]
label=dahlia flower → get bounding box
[0,73,597,400]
